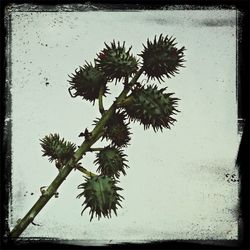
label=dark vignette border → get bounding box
[0,0,249,250]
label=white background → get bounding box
[8,8,240,243]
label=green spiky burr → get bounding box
[77,175,123,221]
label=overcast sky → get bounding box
[7,7,240,244]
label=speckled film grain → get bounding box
[5,4,241,245]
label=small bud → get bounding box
[40,134,76,165]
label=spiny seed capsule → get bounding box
[68,62,109,103]
[95,40,138,82]
[77,175,123,221]
[40,133,76,165]
[139,34,185,82]
[94,146,129,178]
[124,85,180,131]
[104,111,131,147]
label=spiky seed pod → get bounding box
[104,111,131,147]
[95,40,138,82]
[92,112,131,148]
[77,175,123,221]
[124,85,179,131]
[139,34,185,82]
[40,134,76,165]
[94,146,129,178]
[68,62,109,103]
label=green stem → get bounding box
[116,95,134,107]
[98,84,105,115]
[88,147,104,152]
[75,165,97,177]
[10,140,95,238]
[9,67,144,239]
[129,67,144,86]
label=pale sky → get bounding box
[7,7,240,244]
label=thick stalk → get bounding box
[9,67,144,238]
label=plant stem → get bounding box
[88,147,104,152]
[129,68,144,86]
[9,67,144,239]
[10,139,96,238]
[116,95,134,107]
[98,84,105,115]
[75,165,97,177]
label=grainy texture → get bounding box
[7,6,239,243]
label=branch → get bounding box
[9,67,144,239]
[75,165,97,177]
[88,147,104,152]
[129,67,144,86]
[10,141,95,238]
[98,84,105,115]
[116,95,134,108]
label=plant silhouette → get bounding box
[10,34,185,238]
